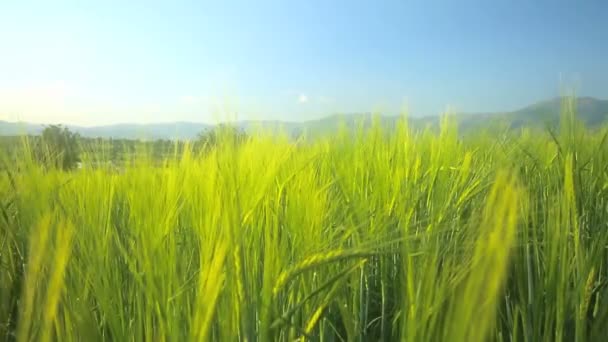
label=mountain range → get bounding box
[1,97,607,140]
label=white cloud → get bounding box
[298,94,308,103]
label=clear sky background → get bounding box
[1,0,607,126]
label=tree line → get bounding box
[0,124,249,171]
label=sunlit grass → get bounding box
[1,99,608,341]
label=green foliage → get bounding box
[1,101,608,341]
[35,125,81,170]
[195,124,249,152]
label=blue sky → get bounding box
[1,0,607,125]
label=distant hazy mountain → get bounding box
[0,121,212,140]
[0,121,44,137]
[74,122,213,140]
[453,96,608,131]
[1,97,607,140]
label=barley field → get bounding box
[1,99,608,341]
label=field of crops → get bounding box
[2,100,608,341]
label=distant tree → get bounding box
[195,125,248,152]
[153,139,172,160]
[36,125,81,170]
